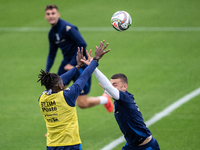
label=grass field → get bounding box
[0,0,200,150]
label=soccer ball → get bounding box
[111,11,132,31]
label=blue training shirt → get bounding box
[114,91,152,147]
[46,18,87,72]
[62,60,98,107]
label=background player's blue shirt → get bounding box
[46,18,87,72]
[114,91,152,146]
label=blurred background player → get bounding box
[44,4,113,112]
[81,51,160,150]
[38,41,110,150]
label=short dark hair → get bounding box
[37,69,60,90]
[111,73,128,85]
[45,4,58,11]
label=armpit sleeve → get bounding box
[93,68,120,100]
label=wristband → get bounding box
[93,57,99,62]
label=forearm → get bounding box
[46,43,58,72]
[93,68,119,100]
[74,60,98,91]
[45,57,54,72]
[60,67,78,85]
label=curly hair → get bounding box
[37,69,60,90]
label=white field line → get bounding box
[100,87,200,150]
[0,27,200,32]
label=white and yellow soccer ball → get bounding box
[111,11,132,31]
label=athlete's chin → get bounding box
[48,20,57,26]
[50,23,56,26]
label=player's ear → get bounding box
[59,84,63,90]
[58,79,64,90]
[123,83,128,90]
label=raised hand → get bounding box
[94,40,110,60]
[80,49,93,66]
[75,47,85,69]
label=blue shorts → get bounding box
[58,62,91,95]
[47,144,82,150]
[122,137,160,150]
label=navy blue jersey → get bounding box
[46,18,87,72]
[45,18,91,95]
[62,61,98,106]
[114,91,152,146]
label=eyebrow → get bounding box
[112,82,118,85]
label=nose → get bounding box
[49,13,53,17]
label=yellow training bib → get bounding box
[39,91,81,146]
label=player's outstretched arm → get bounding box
[66,40,111,103]
[94,68,120,100]
[60,47,85,86]
[81,40,119,99]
